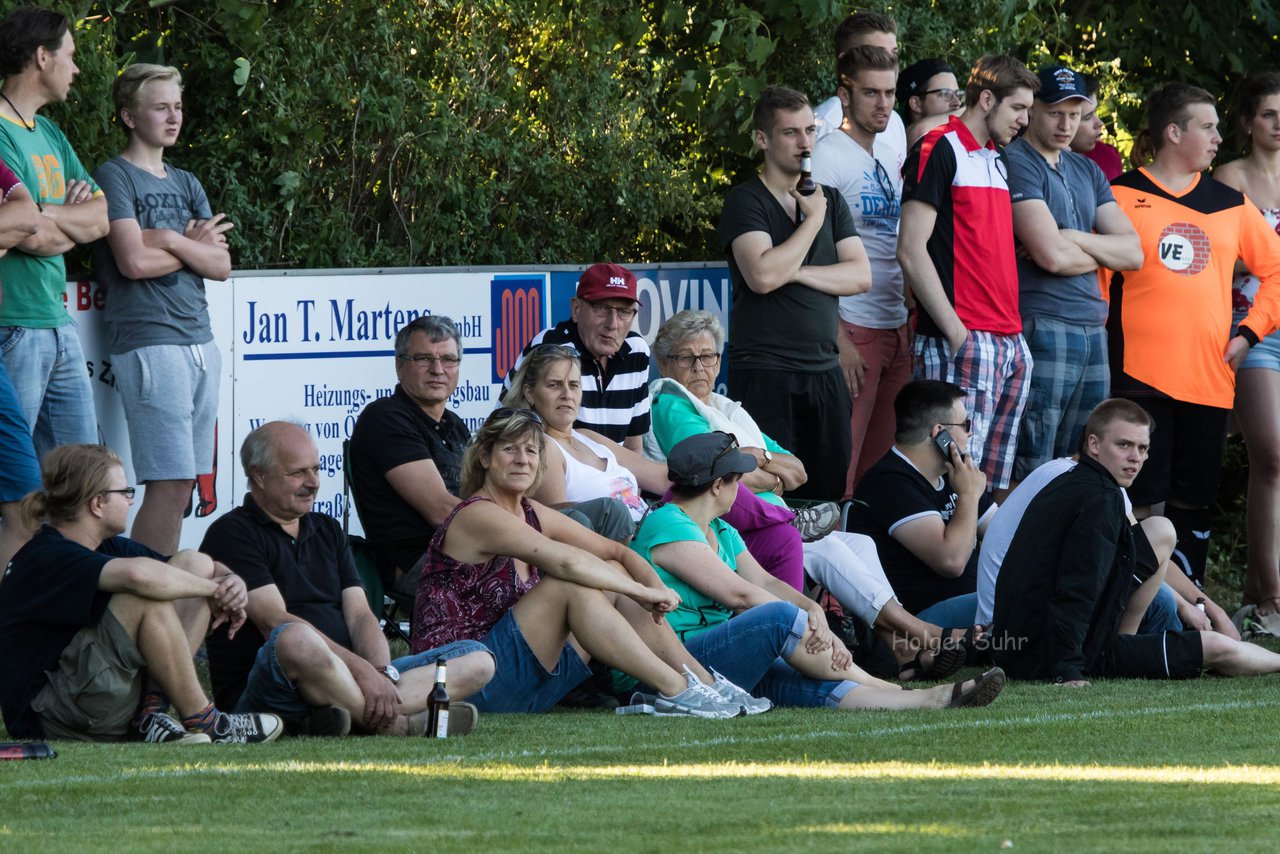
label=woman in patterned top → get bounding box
[407,407,752,717]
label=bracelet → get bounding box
[774,475,784,493]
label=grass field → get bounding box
[4,670,1280,852]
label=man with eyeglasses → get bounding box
[848,381,995,630]
[502,263,652,453]
[349,315,470,587]
[812,44,911,499]
[1005,67,1142,486]
[898,59,964,147]
[0,443,284,744]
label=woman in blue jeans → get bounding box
[626,431,1007,711]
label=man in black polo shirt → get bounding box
[501,263,651,451]
[202,421,494,736]
[349,315,471,585]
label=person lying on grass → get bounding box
[993,399,1280,684]
[407,407,754,717]
[622,431,1006,712]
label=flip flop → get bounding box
[898,642,963,682]
[948,667,1006,708]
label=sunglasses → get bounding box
[489,407,543,426]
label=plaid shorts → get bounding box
[1015,318,1110,481]
[914,331,1032,490]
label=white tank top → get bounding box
[553,431,648,521]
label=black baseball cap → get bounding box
[897,58,954,106]
[1035,66,1094,104]
[666,432,757,487]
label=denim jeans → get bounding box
[1138,584,1184,634]
[683,601,857,708]
[917,592,979,628]
[0,323,97,458]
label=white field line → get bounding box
[2,698,1276,791]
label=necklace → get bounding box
[0,93,35,132]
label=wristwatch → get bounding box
[761,449,773,469]
[378,664,401,684]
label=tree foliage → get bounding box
[4,0,1276,271]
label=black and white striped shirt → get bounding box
[502,319,651,443]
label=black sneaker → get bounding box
[138,712,211,744]
[283,706,352,738]
[210,711,284,744]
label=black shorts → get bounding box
[1123,396,1228,508]
[1094,630,1204,679]
[1132,521,1159,583]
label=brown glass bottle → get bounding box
[426,659,450,738]
[797,153,817,196]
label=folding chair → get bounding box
[342,439,412,645]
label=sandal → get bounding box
[943,624,986,666]
[898,642,963,682]
[948,667,1006,708]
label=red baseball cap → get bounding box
[575,263,639,303]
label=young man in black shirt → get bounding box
[0,444,280,743]
[719,85,871,500]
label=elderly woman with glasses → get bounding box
[648,310,963,680]
[621,431,1005,711]
[407,407,753,717]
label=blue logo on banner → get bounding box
[491,275,547,383]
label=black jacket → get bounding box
[991,456,1136,681]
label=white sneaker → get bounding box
[708,669,772,715]
[652,666,744,718]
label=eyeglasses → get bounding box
[873,158,897,205]
[667,352,721,369]
[584,302,639,322]
[489,407,543,426]
[101,487,136,500]
[923,87,962,102]
[398,353,461,368]
[939,418,973,432]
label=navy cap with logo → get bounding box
[1035,66,1094,105]
[666,432,757,487]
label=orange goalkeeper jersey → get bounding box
[1108,168,1280,408]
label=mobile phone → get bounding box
[934,428,957,461]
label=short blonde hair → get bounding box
[113,63,183,121]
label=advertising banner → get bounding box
[66,262,729,548]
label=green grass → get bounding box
[4,673,1280,852]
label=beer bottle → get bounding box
[797,152,817,196]
[426,659,450,739]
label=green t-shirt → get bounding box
[615,502,749,695]
[629,502,748,641]
[0,114,100,327]
[649,387,790,509]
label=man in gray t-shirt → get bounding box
[91,64,234,555]
[1006,66,1141,481]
